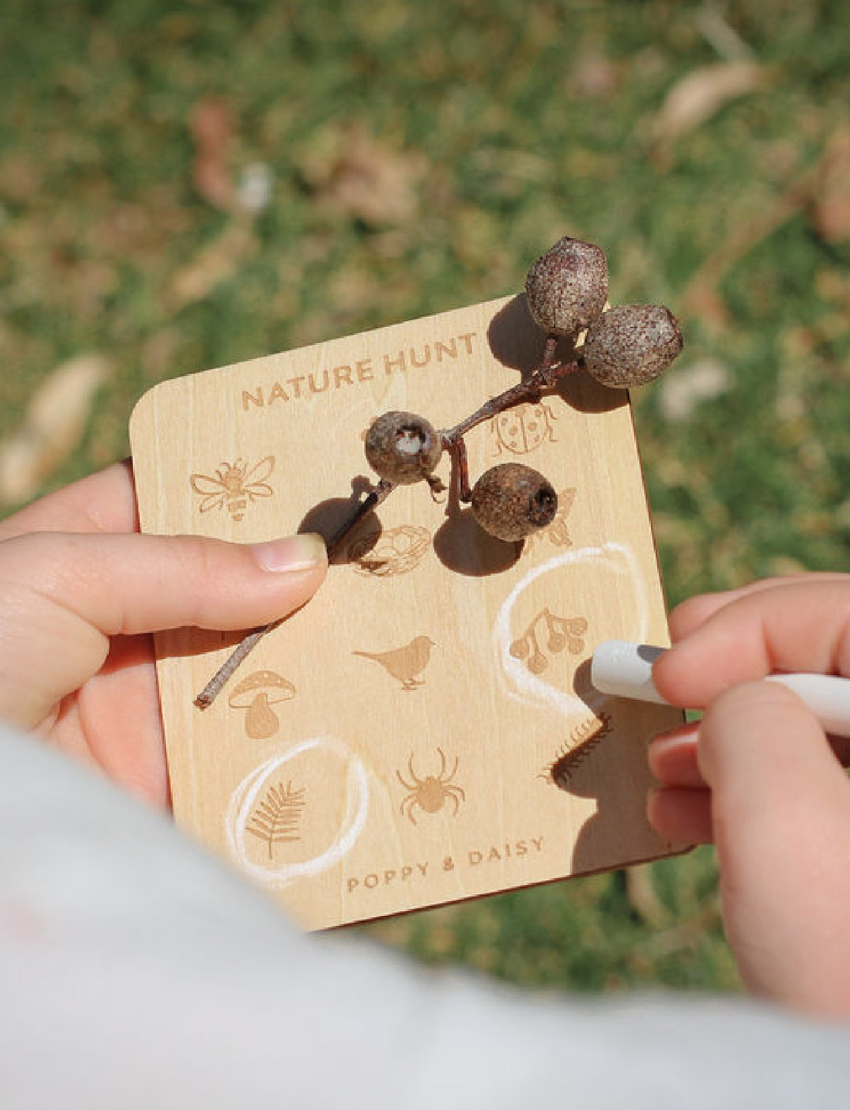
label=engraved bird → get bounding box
[352,635,435,691]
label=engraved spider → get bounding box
[397,748,466,825]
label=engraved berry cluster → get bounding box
[363,235,683,543]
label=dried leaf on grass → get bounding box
[651,61,764,151]
[164,218,257,310]
[0,354,110,505]
[0,153,42,203]
[659,358,730,421]
[682,125,850,327]
[190,96,236,211]
[140,328,182,382]
[681,284,731,330]
[300,124,422,228]
[645,905,722,958]
[809,124,850,243]
[189,99,274,216]
[625,864,672,929]
[570,54,621,100]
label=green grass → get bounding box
[2,0,850,994]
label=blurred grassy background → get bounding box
[2,0,849,994]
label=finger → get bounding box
[59,636,170,808]
[647,721,704,786]
[3,531,327,635]
[646,786,711,844]
[668,573,850,642]
[654,578,850,708]
[697,680,850,1008]
[0,460,137,539]
[829,735,850,766]
[698,680,850,819]
[0,531,327,728]
[648,715,850,788]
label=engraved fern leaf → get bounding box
[245,780,306,859]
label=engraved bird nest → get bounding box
[349,524,431,576]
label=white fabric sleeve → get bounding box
[0,720,847,1110]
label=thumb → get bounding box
[699,679,850,1008]
[0,531,327,727]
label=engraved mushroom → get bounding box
[228,670,296,739]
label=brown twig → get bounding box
[194,346,580,708]
[194,480,393,708]
[441,353,578,450]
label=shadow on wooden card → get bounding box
[566,740,635,876]
[433,505,523,577]
[486,294,625,417]
[155,626,245,664]
[555,366,630,416]
[487,294,554,378]
[530,658,680,876]
[297,478,382,566]
[547,721,661,876]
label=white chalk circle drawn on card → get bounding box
[494,541,649,718]
[226,738,370,887]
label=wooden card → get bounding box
[129,294,685,930]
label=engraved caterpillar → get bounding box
[542,713,613,789]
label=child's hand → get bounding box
[647,575,850,1019]
[0,462,327,808]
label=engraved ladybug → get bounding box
[491,401,557,457]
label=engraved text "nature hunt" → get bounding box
[241,332,478,411]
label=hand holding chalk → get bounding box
[591,639,850,739]
[607,579,850,1018]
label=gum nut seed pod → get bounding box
[583,304,683,388]
[364,411,443,485]
[471,463,558,543]
[524,236,609,338]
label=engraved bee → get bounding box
[491,401,558,456]
[190,456,275,521]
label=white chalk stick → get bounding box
[591,639,850,740]
[590,640,668,704]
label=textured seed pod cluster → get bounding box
[470,463,558,543]
[364,411,443,485]
[525,237,608,338]
[361,237,682,547]
[201,236,687,709]
[524,236,683,389]
[583,304,683,387]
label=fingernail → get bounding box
[250,533,327,573]
[648,721,699,754]
[647,733,681,761]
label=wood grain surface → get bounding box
[129,293,685,930]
